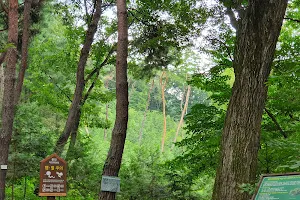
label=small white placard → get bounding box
[101,176,120,192]
[1,165,7,170]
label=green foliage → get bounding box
[4,0,300,199]
[129,0,211,78]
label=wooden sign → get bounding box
[39,153,67,197]
[252,173,300,200]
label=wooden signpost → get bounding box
[39,153,67,199]
[252,173,300,200]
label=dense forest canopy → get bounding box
[0,0,299,199]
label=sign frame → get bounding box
[252,172,300,200]
[0,165,7,170]
[39,153,67,197]
[101,176,121,192]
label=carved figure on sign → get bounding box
[45,171,55,178]
[56,172,63,178]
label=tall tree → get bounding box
[172,85,191,149]
[212,1,288,200]
[99,0,128,198]
[160,71,168,152]
[14,0,32,104]
[54,0,103,154]
[0,0,18,198]
[138,79,154,144]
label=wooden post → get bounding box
[47,196,55,200]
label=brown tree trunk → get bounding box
[54,0,102,155]
[104,80,109,140]
[0,64,4,114]
[99,0,128,198]
[103,73,114,140]
[0,0,18,199]
[128,80,136,102]
[160,72,168,153]
[138,79,154,144]
[172,85,191,149]
[180,85,186,112]
[14,0,32,105]
[212,1,288,200]
[0,53,6,67]
[104,103,109,139]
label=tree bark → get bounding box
[14,0,32,105]
[172,85,191,149]
[99,0,128,199]
[54,0,102,155]
[180,85,186,112]
[128,80,136,102]
[0,0,18,199]
[212,1,288,200]
[138,79,154,144]
[0,64,4,115]
[160,72,168,153]
[0,53,6,67]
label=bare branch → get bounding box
[210,38,234,61]
[48,76,72,103]
[0,0,8,14]
[0,28,8,32]
[289,113,300,122]
[82,68,100,105]
[225,7,238,29]
[264,108,287,139]
[128,9,151,26]
[0,52,6,66]
[284,17,300,23]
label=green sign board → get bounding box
[253,173,300,200]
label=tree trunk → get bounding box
[0,65,4,114]
[104,103,109,140]
[180,85,186,112]
[103,73,113,140]
[160,72,167,153]
[138,79,154,144]
[128,80,136,102]
[54,0,102,155]
[0,53,6,67]
[14,0,32,105]
[172,85,191,149]
[0,0,18,199]
[212,1,288,200]
[99,0,128,199]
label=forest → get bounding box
[0,0,299,199]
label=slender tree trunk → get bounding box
[172,85,191,149]
[14,0,32,105]
[103,75,112,140]
[0,53,6,67]
[99,0,128,199]
[23,176,26,199]
[160,72,167,153]
[138,79,154,144]
[0,0,18,198]
[54,0,102,155]
[104,103,109,140]
[128,80,136,102]
[0,65,4,114]
[212,1,288,200]
[180,85,186,112]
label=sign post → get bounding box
[39,153,67,198]
[252,173,300,200]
